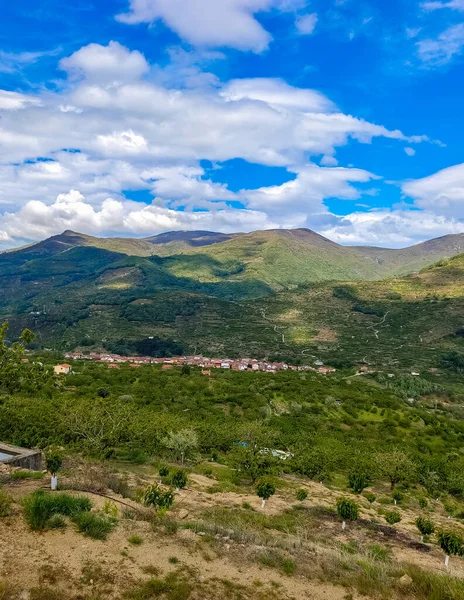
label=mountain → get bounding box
[0,228,463,367]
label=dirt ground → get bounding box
[1,468,464,599]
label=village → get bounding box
[59,351,337,375]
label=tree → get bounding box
[376,449,415,490]
[45,452,63,491]
[363,491,376,504]
[336,498,359,530]
[0,323,50,394]
[437,530,464,567]
[163,428,198,464]
[256,479,276,509]
[171,469,188,491]
[416,517,434,542]
[230,445,280,484]
[143,484,174,512]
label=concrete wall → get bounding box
[0,442,42,471]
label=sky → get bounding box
[0,0,463,249]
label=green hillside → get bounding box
[0,227,462,370]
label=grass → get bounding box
[0,488,13,517]
[22,491,92,530]
[72,511,117,540]
[128,535,143,545]
[10,470,44,480]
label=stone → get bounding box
[178,509,189,520]
[399,574,413,587]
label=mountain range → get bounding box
[0,228,463,368]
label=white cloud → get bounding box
[116,0,302,52]
[320,210,463,247]
[421,0,464,10]
[402,162,464,215]
[60,41,149,83]
[0,90,41,110]
[418,23,464,66]
[296,13,318,35]
[404,147,416,156]
[0,41,444,249]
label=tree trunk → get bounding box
[445,555,450,567]
[51,475,58,491]
[342,520,346,531]
[421,535,424,542]
[261,499,266,509]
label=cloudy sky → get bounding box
[0,0,463,249]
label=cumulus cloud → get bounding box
[404,147,416,156]
[421,0,464,10]
[0,41,444,248]
[295,13,318,35]
[320,210,463,247]
[60,41,149,83]
[402,162,464,215]
[116,0,292,52]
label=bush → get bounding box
[392,491,403,505]
[336,498,359,523]
[171,470,188,490]
[23,491,92,530]
[363,491,376,504]
[45,452,63,476]
[256,480,276,502]
[416,516,435,537]
[418,497,428,509]
[385,510,401,525]
[282,558,296,576]
[143,484,174,511]
[296,489,308,502]
[128,535,143,545]
[437,530,464,557]
[10,470,44,481]
[159,466,169,478]
[0,488,13,517]
[348,470,370,494]
[73,511,117,540]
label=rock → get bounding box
[197,531,206,536]
[399,574,413,587]
[178,509,189,520]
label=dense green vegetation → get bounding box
[2,358,464,503]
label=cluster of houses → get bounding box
[59,352,337,375]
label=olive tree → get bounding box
[437,530,464,567]
[336,498,359,531]
[256,480,276,509]
[162,428,198,464]
[376,449,415,490]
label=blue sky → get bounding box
[0,0,463,248]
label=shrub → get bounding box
[418,497,428,509]
[128,535,143,545]
[392,491,403,505]
[73,511,117,540]
[23,491,92,530]
[363,491,376,504]
[45,452,63,476]
[143,484,174,511]
[0,488,13,517]
[256,479,276,508]
[296,489,308,502]
[10,470,44,480]
[282,558,296,575]
[385,510,401,525]
[336,498,359,529]
[102,499,119,518]
[437,530,464,563]
[48,514,67,529]
[416,517,435,538]
[159,466,169,478]
[348,470,370,494]
[171,470,188,490]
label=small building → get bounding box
[201,369,211,376]
[162,364,173,370]
[108,364,121,369]
[54,363,72,375]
